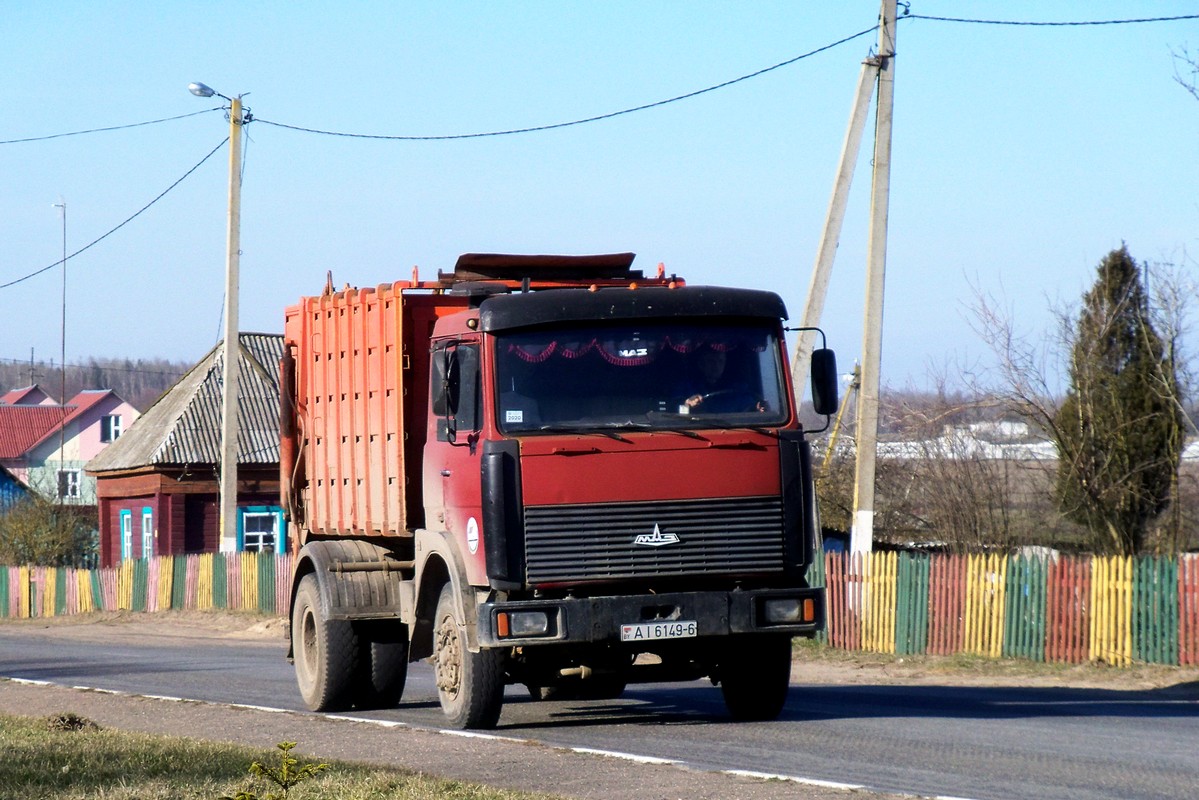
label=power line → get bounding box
[0,107,223,145]
[905,13,1199,27]
[254,25,881,141]
[0,137,229,291]
[2,10,1192,292]
[4,14,1194,148]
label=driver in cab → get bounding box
[681,348,729,411]
[676,347,769,415]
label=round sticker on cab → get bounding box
[466,517,480,555]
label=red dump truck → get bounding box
[281,253,837,729]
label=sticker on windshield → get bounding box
[506,410,523,423]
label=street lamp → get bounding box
[191,81,249,554]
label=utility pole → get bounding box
[793,54,880,401]
[190,82,247,554]
[850,0,897,555]
[219,94,245,553]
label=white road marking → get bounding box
[2,677,985,800]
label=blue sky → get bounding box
[2,2,1196,391]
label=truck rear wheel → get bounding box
[292,573,360,711]
[719,634,792,721]
[355,621,409,709]
[433,583,504,729]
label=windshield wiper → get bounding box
[693,420,783,439]
[537,423,631,442]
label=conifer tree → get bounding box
[1053,246,1183,554]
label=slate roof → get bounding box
[87,333,283,473]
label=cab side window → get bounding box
[432,342,481,442]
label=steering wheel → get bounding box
[694,389,765,413]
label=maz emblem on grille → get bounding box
[633,524,681,547]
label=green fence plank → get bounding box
[131,559,147,613]
[806,550,828,644]
[1003,558,1019,659]
[0,568,9,618]
[213,555,227,609]
[90,569,104,611]
[257,552,275,613]
[895,554,910,655]
[1168,558,1180,665]
[169,556,185,610]
[894,553,930,656]
[1003,555,1047,662]
[1132,556,1177,666]
[55,568,68,616]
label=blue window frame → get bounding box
[237,506,286,553]
[141,507,153,558]
[120,509,132,560]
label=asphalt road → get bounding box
[1,623,1196,800]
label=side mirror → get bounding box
[810,348,839,417]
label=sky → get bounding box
[2,2,1197,394]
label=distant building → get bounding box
[0,385,138,506]
[0,465,28,510]
[86,334,284,566]
[1,385,58,407]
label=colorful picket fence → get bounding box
[0,552,293,620]
[2,550,1197,669]
[819,551,1199,667]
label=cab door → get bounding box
[425,339,488,584]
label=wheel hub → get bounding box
[435,615,462,696]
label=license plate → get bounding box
[620,621,698,642]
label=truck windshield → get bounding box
[493,320,789,433]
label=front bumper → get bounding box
[476,587,824,647]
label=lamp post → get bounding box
[190,82,248,553]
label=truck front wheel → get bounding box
[292,573,360,711]
[433,583,504,729]
[719,634,792,721]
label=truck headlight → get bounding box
[763,597,816,624]
[496,610,550,638]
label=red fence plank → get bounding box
[1181,555,1198,666]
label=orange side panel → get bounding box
[283,284,468,537]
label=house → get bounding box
[1,385,58,406]
[0,465,29,510]
[0,385,138,505]
[86,334,284,566]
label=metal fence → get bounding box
[2,550,1197,667]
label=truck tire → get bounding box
[292,573,360,711]
[719,634,792,721]
[355,621,409,709]
[433,583,504,729]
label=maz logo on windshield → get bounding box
[633,524,680,547]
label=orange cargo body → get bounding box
[283,282,468,538]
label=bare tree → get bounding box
[1174,46,1199,103]
[969,249,1192,555]
[0,495,96,567]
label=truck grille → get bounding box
[524,496,784,584]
